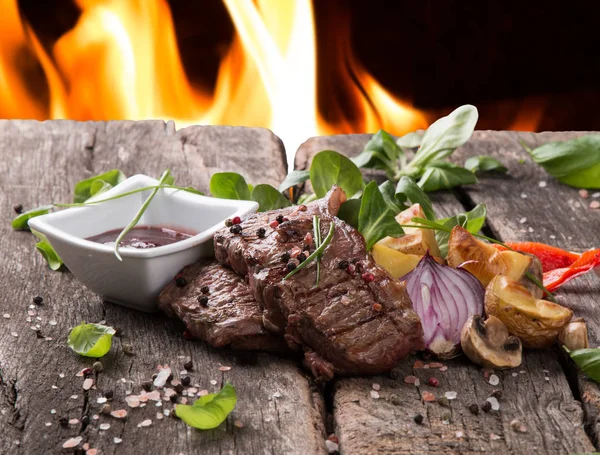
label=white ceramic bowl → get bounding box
[28,175,258,312]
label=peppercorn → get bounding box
[184,359,193,371]
[413,414,424,425]
[32,296,43,305]
[491,389,503,399]
[362,272,375,282]
[468,403,479,415]
[81,415,89,426]
[438,396,450,407]
[93,361,103,373]
[59,417,69,427]
[13,204,23,214]
[114,327,123,337]
[269,220,279,229]
[257,227,266,238]
[100,403,112,415]
[387,370,399,380]
[372,303,382,312]
[200,286,210,294]
[198,295,209,306]
[224,218,233,227]
[181,376,191,386]
[231,216,241,225]
[481,401,492,413]
[297,253,307,263]
[355,262,364,273]
[338,260,349,270]
[35,329,44,339]
[174,383,184,394]
[281,252,291,263]
[230,224,243,234]
[298,205,307,212]
[175,276,187,288]
[427,377,439,387]
[104,390,114,400]
[170,393,178,403]
[167,372,174,382]
[276,215,285,223]
[286,262,297,272]
[141,381,153,392]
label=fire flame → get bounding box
[0,0,429,156]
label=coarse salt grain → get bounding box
[490,433,501,441]
[372,383,381,391]
[210,380,217,385]
[48,320,57,326]
[198,390,209,396]
[50,409,56,414]
[489,374,500,386]
[445,391,457,400]
[590,201,600,209]
[62,437,83,449]
[3,314,9,319]
[272,392,282,398]
[414,379,420,387]
[92,415,99,420]
[69,418,79,425]
[153,366,171,388]
[137,419,152,428]
[83,378,93,390]
[456,431,464,438]
[486,396,500,411]
[87,449,98,455]
[512,372,518,377]
[519,217,527,224]
[520,193,528,199]
[219,366,232,372]
[97,397,107,404]
[413,360,424,369]
[404,375,417,384]
[163,410,170,417]
[83,443,90,451]
[45,422,51,427]
[51,385,58,390]
[99,423,110,431]
[110,409,128,419]
[11,332,18,338]
[439,366,448,372]
[538,181,547,188]
[156,413,163,420]
[325,440,339,453]
[125,396,140,408]
[113,437,122,444]
[579,189,589,198]
[370,391,380,399]
[70,395,78,400]
[428,362,444,369]
[422,391,435,402]
[528,227,534,233]
[593,192,600,198]
[550,235,556,239]
[234,419,244,428]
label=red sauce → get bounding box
[87,226,196,249]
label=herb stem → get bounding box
[284,220,334,282]
[313,215,322,285]
[113,170,171,261]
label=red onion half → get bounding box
[402,253,484,358]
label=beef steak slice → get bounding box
[215,187,424,380]
[157,261,286,351]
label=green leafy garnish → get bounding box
[209,172,252,200]
[11,205,54,230]
[396,131,423,149]
[434,203,487,258]
[251,184,292,212]
[278,170,310,193]
[417,161,477,192]
[32,230,63,270]
[68,322,115,358]
[358,181,404,250]
[464,156,507,174]
[175,383,237,430]
[73,169,126,203]
[565,347,600,383]
[353,130,405,177]
[284,218,335,282]
[395,177,435,220]
[523,135,600,189]
[310,150,365,198]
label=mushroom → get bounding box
[461,314,522,369]
[558,317,589,350]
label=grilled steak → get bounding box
[215,187,424,380]
[157,261,286,351]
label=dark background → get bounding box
[15,0,600,130]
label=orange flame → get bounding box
[0,0,427,155]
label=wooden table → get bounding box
[1,121,599,454]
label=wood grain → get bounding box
[295,133,596,454]
[0,120,324,455]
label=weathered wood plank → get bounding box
[452,130,600,445]
[295,133,596,454]
[0,120,325,455]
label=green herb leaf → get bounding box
[365,130,403,163]
[68,322,115,358]
[73,170,126,203]
[379,181,404,214]
[210,172,252,200]
[283,220,335,281]
[358,181,404,250]
[175,383,237,430]
[310,150,365,198]
[464,156,507,173]
[434,203,487,257]
[353,130,402,178]
[395,176,435,220]
[525,135,600,189]
[278,170,310,193]
[417,161,477,192]
[405,105,478,174]
[337,199,361,229]
[32,230,63,270]
[251,184,292,212]
[11,205,54,230]
[396,131,423,148]
[565,347,600,383]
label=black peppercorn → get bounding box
[13,204,23,214]
[174,383,184,394]
[230,224,243,234]
[481,401,492,413]
[81,415,89,426]
[468,403,479,415]
[413,414,424,425]
[281,252,291,263]
[338,260,349,270]
[141,381,153,392]
[351,258,359,264]
[104,390,114,400]
[297,253,307,263]
[175,277,187,288]
[303,244,311,251]
[35,329,44,339]
[198,296,209,306]
[114,327,123,337]
[184,359,193,371]
[200,286,210,294]
[257,227,266,238]
[59,417,69,427]
[491,389,503,399]
[286,262,297,272]
[170,393,178,403]
[276,214,285,223]
[32,296,43,305]
[181,376,191,386]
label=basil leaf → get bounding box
[68,322,115,358]
[310,150,365,198]
[396,131,423,149]
[417,161,477,192]
[464,156,507,173]
[209,172,252,200]
[526,135,600,189]
[11,205,54,230]
[435,203,487,258]
[407,105,478,172]
[251,184,292,212]
[337,198,361,229]
[566,347,600,383]
[278,170,310,193]
[358,181,404,250]
[175,383,237,430]
[73,170,126,203]
[32,230,63,271]
[395,177,435,220]
[379,181,404,214]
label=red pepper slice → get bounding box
[543,249,600,291]
[496,242,580,272]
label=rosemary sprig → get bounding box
[113,170,172,261]
[402,217,558,303]
[284,218,334,283]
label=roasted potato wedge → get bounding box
[372,243,421,278]
[485,274,573,349]
[447,226,531,286]
[379,204,441,257]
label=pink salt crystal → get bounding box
[62,437,82,449]
[125,396,140,408]
[580,189,589,198]
[83,378,93,390]
[290,246,302,258]
[87,449,98,455]
[153,365,171,387]
[422,391,436,402]
[413,360,424,369]
[234,420,244,428]
[439,366,449,372]
[137,419,152,428]
[147,390,161,401]
[428,362,444,369]
[490,433,501,441]
[110,409,128,419]
[99,423,110,430]
[219,366,232,372]
[198,390,209,396]
[69,418,79,425]
[590,201,600,209]
[82,443,90,450]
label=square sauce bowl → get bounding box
[28,174,258,312]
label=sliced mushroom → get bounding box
[461,314,522,369]
[558,317,590,350]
